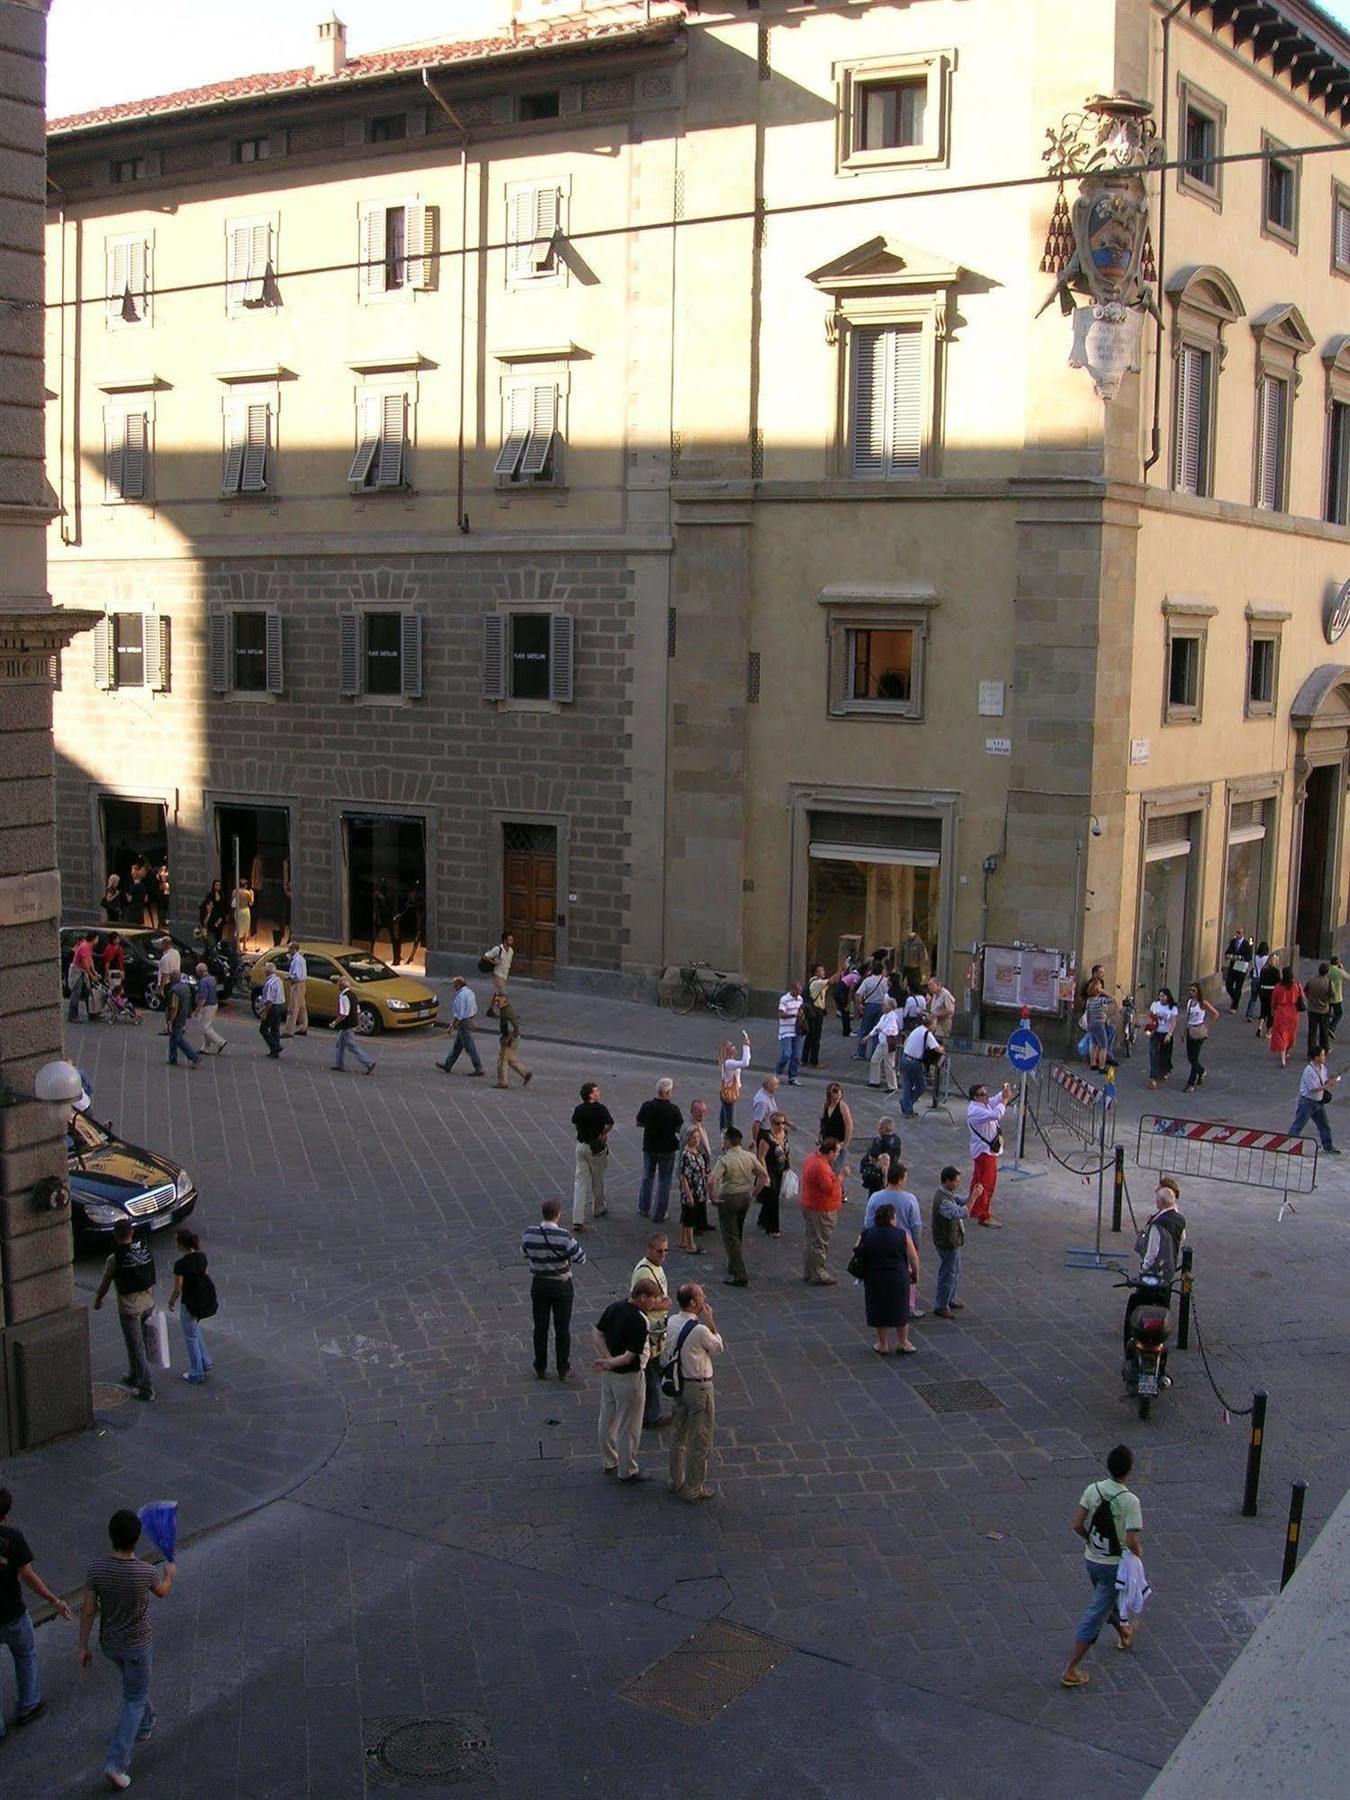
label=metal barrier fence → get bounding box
[1044,1062,1116,1147]
[1136,1114,1319,1201]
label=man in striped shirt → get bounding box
[78,1508,175,1791]
[521,1199,586,1381]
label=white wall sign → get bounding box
[0,869,61,929]
[978,680,1005,717]
[1130,737,1150,765]
[985,736,1012,757]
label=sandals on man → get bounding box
[1060,1670,1090,1688]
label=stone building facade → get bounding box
[42,0,1350,1008]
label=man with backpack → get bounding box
[662,1282,723,1503]
[92,1224,158,1403]
[168,1228,217,1384]
[1060,1444,1143,1687]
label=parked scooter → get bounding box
[1116,1273,1176,1418]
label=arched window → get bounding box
[1164,266,1244,498]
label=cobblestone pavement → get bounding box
[3,989,1347,1798]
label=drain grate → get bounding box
[621,1620,787,1724]
[914,1379,1004,1415]
[363,1715,495,1787]
[91,1382,130,1410]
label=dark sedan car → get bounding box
[67,1111,198,1242]
[60,925,238,1010]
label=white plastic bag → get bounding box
[780,1170,800,1204]
[148,1308,171,1370]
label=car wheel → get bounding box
[144,987,165,1012]
[356,1004,381,1036]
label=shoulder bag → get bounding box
[660,1317,700,1399]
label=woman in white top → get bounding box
[718,1032,752,1133]
[1146,986,1178,1090]
[1182,983,1220,1092]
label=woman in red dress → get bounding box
[1268,966,1304,1069]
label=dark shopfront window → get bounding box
[233,610,268,691]
[510,613,552,700]
[364,612,403,695]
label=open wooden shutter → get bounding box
[886,326,923,478]
[495,383,532,479]
[548,612,574,703]
[375,392,406,489]
[482,614,506,700]
[265,610,284,693]
[359,204,386,296]
[519,384,558,479]
[405,205,435,290]
[347,392,380,486]
[506,188,534,281]
[208,611,229,692]
[145,613,169,691]
[530,184,560,271]
[849,328,887,477]
[103,409,125,500]
[222,403,246,492]
[338,612,360,695]
[399,613,422,698]
[121,411,148,499]
[93,616,112,689]
[106,239,128,324]
[240,402,269,492]
[126,238,147,321]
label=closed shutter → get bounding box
[227,221,270,307]
[850,328,887,477]
[1257,374,1286,510]
[338,612,360,695]
[347,392,380,487]
[405,204,435,290]
[507,187,535,281]
[222,403,246,492]
[850,326,922,479]
[1337,201,1350,269]
[121,411,148,499]
[145,613,169,691]
[106,239,128,323]
[359,204,386,296]
[886,326,923,478]
[93,616,112,689]
[1174,344,1207,494]
[208,611,229,692]
[482,614,507,700]
[399,613,422,698]
[530,184,560,271]
[375,392,406,489]
[548,612,574,703]
[265,610,284,693]
[240,402,269,492]
[495,384,531,479]
[518,383,558,478]
[103,409,125,500]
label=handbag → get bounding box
[846,1238,867,1281]
[148,1308,172,1370]
[1188,1025,1208,1041]
[477,955,495,974]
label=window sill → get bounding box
[828,703,924,722]
[1176,174,1222,213]
[217,492,276,504]
[495,697,564,715]
[211,688,281,704]
[1244,703,1276,720]
[343,693,419,708]
[349,487,418,500]
[1260,219,1298,253]
[1162,713,1202,727]
[839,146,944,176]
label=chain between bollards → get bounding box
[1241,1389,1268,1517]
[1111,1145,1124,1232]
[1279,1480,1307,1589]
[1176,1245,1193,1350]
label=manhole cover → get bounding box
[363,1715,494,1786]
[91,1382,130,1410]
[915,1379,1004,1414]
[621,1620,787,1724]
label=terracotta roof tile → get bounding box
[49,4,685,135]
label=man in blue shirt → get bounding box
[192,962,226,1054]
[257,965,285,1058]
[165,975,200,1068]
[438,976,483,1076]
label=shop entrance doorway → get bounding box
[217,805,290,953]
[502,823,557,978]
[1295,763,1339,960]
[99,797,168,927]
[344,814,426,968]
[805,811,942,980]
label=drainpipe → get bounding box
[1143,0,1192,474]
[422,69,471,533]
[47,174,73,544]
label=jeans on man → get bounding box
[638,1151,676,1223]
[774,1035,800,1081]
[101,1643,155,1778]
[717,1191,752,1281]
[334,1026,374,1072]
[899,1055,926,1117]
[167,1017,200,1065]
[179,1309,212,1381]
[598,1368,644,1477]
[853,1001,884,1059]
[1290,1094,1335,1150]
[1072,1559,1123,1648]
[530,1276,573,1375]
[441,1020,482,1074]
[259,1006,282,1055]
[0,1612,39,1734]
[572,1143,607,1226]
[934,1246,963,1312]
[118,1306,154,1395]
[669,1381,716,1498]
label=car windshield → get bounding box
[67,1113,110,1155]
[338,954,394,984]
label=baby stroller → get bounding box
[104,970,141,1025]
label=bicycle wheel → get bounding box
[714,982,748,1021]
[671,978,699,1016]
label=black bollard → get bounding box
[1111,1146,1125,1233]
[1279,1481,1307,1590]
[1241,1390,1268,1517]
[1177,1246,1194,1350]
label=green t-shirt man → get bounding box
[711,1145,760,1198]
[1079,1477,1143,1566]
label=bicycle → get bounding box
[1117,988,1136,1060]
[672,961,748,1020]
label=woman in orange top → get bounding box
[1268,966,1304,1069]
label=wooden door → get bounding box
[502,824,557,977]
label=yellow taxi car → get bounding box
[248,942,439,1034]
